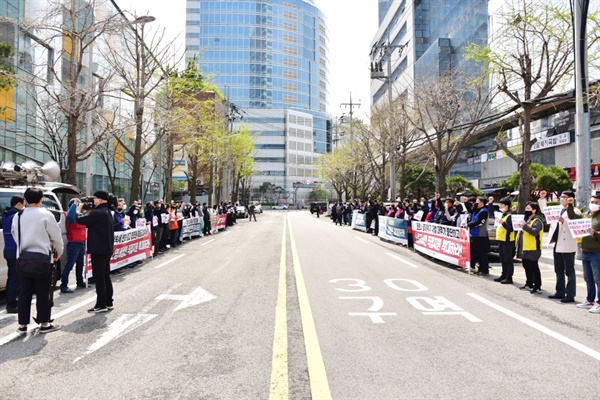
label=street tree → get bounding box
[103,13,179,203]
[5,0,125,184]
[446,175,482,197]
[402,68,492,196]
[500,163,573,195]
[465,0,599,211]
[371,96,423,200]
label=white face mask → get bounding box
[560,198,568,205]
[590,203,600,212]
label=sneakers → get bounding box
[88,306,109,313]
[17,326,27,335]
[39,324,61,333]
[76,282,87,288]
[60,287,74,294]
[589,304,600,314]
[500,279,513,284]
[577,301,595,309]
[520,285,534,291]
[107,303,114,310]
[531,288,543,294]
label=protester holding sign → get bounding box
[566,194,600,313]
[516,202,544,294]
[548,191,580,303]
[494,198,515,284]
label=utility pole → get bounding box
[340,92,360,139]
[574,0,591,211]
[370,42,408,201]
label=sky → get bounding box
[121,0,379,121]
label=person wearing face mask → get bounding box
[516,202,544,294]
[548,191,580,303]
[467,196,491,275]
[494,197,515,284]
[566,194,600,313]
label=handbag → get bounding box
[15,211,53,279]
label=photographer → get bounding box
[75,190,115,313]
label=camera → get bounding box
[80,196,95,210]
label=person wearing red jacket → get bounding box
[60,200,87,293]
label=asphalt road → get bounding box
[0,211,598,399]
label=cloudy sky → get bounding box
[120,0,379,121]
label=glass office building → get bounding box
[371,0,488,105]
[185,0,331,203]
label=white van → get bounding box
[0,183,80,291]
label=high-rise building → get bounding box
[185,0,331,205]
[371,0,489,106]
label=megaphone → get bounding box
[40,160,60,182]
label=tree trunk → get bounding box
[517,107,534,213]
[66,115,78,185]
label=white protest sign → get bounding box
[161,214,170,224]
[567,219,592,238]
[494,211,503,227]
[511,214,525,231]
[413,210,424,221]
[542,206,563,224]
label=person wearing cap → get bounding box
[75,190,115,313]
[494,197,515,284]
[548,190,580,303]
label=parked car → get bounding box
[235,205,248,218]
[0,182,81,291]
[272,204,288,210]
[309,202,328,214]
[252,203,263,213]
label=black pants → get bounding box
[203,219,211,234]
[522,258,541,289]
[91,253,113,308]
[498,241,515,280]
[169,229,178,248]
[152,227,162,255]
[553,250,576,298]
[470,237,490,273]
[18,272,52,325]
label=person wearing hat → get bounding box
[494,197,516,284]
[548,190,580,303]
[75,190,115,313]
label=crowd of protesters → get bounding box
[323,190,600,315]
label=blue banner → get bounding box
[352,211,367,232]
[377,216,408,245]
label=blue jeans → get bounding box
[61,241,86,288]
[3,251,19,308]
[581,251,600,304]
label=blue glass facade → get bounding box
[186,0,331,200]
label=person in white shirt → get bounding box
[12,188,63,334]
[548,190,580,303]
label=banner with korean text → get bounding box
[181,216,203,240]
[377,216,408,245]
[85,226,152,277]
[351,211,367,232]
[412,221,471,268]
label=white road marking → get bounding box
[468,292,600,361]
[155,287,217,311]
[73,313,157,363]
[200,239,216,246]
[385,252,419,268]
[354,236,369,244]
[154,254,187,269]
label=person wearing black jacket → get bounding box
[75,190,115,313]
[467,196,491,275]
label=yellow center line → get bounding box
[288,218,332,400]
[270,216,289,399]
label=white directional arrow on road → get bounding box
[155,287,217,311]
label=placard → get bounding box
[377,216,408,245]
[542,206,563,224]
[511,214,525,231]
[352,211,367,232]
[567,218,592,238]
[413,210,424,221]
[494,211,503,227]
[411,221,471,268]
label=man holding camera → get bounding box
[75,190,115,313]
